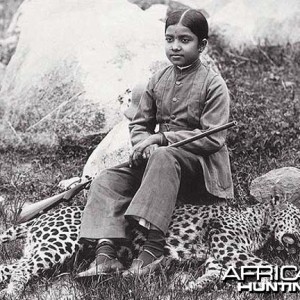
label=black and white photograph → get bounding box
[0,0,299,299]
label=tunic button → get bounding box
[170,115,176,120]
[175,81,181,85]
[172,97,178,102]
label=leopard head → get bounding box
[263,195,300,254]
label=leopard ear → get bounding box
[270,184,300,210]
[269,186,289,211]
[287,191,300,209]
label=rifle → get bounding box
[16,120,237,223]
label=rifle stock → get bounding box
[16,121,237,223]
[17,179,91,223]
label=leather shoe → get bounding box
[77,254,125,277]
[123,249,164,276]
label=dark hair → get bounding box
[165,9,208,41]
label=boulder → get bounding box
[250,167,300,205]
[3,0,299,70]
[0,62,6,88]
[82,117,132,179]
[0,0,169,145]
[173,0,300,48]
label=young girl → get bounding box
[78,9,234,277]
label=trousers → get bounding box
[79,147,225,241]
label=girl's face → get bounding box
[165,24,200,67]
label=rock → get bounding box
[0,35,18,65]
[0,0,169,145]
[250,167,300,205]
[129,0,169,10]
[82,117,132,179]
[0,62,6,88]
[173,0,300,49]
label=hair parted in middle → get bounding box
[165,9,209,42]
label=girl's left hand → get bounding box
[129,133,165,167]
[142,144,159,160]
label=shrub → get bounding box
[208,37,300,202]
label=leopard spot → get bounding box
[177,251,185,258]
[236,261,244,268]
[54,241,63,247]
[182,234,189,241]
[55,254,61,262]
[183,243,190,249]
[223,256,231,263]
[192,217,199,224]
[169,239,180,247]
[66,242,73,253]
[172,229,180,236]
[35,231,42,238]
[59,248,66,254]
[74,212,81,218]
[70,233,78,240]
[220,236,228,243]
[51,229,59,235]
[59,234,67,240]
[43,233,50,240]
[45,252,54,258]
[182,222,190,228]
[238,254,248,261]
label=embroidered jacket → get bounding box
[129,59,234,199]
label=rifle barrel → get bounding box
[169,120,237,148]
[115,120,237,168]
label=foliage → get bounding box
[207,35,300,202]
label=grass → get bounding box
[0,1,300,299]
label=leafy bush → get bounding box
[208,36,300,202]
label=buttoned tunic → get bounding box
[130,59,234,199]
[79,58,233,240]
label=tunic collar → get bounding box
[174,58,201,75]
